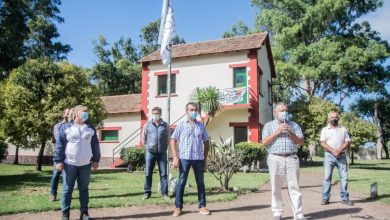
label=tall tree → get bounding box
[139,19,185,57]
[350,95,390,158]
[1,59,105,171]
[223,19,259,38]
[250,0,390,103]
[0,0,71,80]
[89,36,141,96]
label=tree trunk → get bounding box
[13,146,19,164]
[350,151,354,165]
[36,141,46,171]
[224,177,229,191]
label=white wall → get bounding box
[147,51,249,122]
[100,112,141,158]
[258,45,274,126]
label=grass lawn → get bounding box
[301,158,390,205]
[0,164,269,215]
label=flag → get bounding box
[158,0,176,65]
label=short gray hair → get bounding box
[274,102,287,112]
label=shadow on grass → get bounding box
[0,173,51,191]
[351,194,390,204]
[306,207,362,219]
[87,192,144,199]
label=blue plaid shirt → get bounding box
[171,120,209,160]
[262,119,304,154]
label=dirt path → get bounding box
[2,172,390,220]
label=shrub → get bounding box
[207,139,243,191]
[0,140,8,163]
[235,142,267,167]
[120,146,145,172]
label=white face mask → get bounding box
[152,114,161,121]
[278,111,288,122]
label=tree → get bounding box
[250,0,390,104]
[223,19,259,38]
[340,112,376,164]
[89,36,142,95]
[350,95,390,158]
[139,19,185,57]
[1,59,105,171]
[190,86,222,127]
[0,0,71,79]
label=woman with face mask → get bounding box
[54,105,100,220]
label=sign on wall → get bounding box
[219,87,248,105]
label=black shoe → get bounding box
[142,193,151,200]
[342,200,353,206]
[80,211,90,220]
[61,211,70,220]
[321,199,329,205]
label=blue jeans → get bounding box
[144,150,168,196]
[61,163,91,213]
[50,162,62,196]
[323,152,349,201]
[175,159,206,209]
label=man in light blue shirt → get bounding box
[170,102,210,217]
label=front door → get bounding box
[233,67,248,104]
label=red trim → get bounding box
[99,141,120,143]
[170,124,177,129]
[229,122,249,127]
[154,69,180,76]
[141,62,150,144]
[247,49,260,142]
[98,127,122,131]
[155,94,178,98]
[229,62,250,68]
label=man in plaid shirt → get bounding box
[262,102,306,220]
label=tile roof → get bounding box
[140,33,269,62]
[102,94,141,114]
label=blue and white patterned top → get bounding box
[171,120,209,160]
[262,119,304,154]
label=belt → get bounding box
[271,153,297,157]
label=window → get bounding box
[158,74,176,95]
[234,126,248,145]
[101,130,119,141]
[258,66,263,96]
[267,81,272,105]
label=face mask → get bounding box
[189,111,197,120]
[80,112,89,122]
[63,116,68,122]
[278,111,288,122]
[152,114,161,121]
[330,119,338,126]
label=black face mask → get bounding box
[63,116,69,122]
[330,119,338,126]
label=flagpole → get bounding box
[166,43,172,181]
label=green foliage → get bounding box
[340,112,376,153]
[190,86,222,127]
[0,139,8,162]
[207,139,243,190]
[235,142,267,167]
[250,0,390,102]
[223,20,259,38]
[289,96,339,145]
[0,0,71,79]
[90,35,142,96]
[120,147,146,171]
[1,59,105,170]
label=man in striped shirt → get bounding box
[262,102,306,220]
[170,102,210,217]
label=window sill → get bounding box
[99,141,120,143]
[155,94,178,98]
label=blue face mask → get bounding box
[189,111,197,120]
[278,111,288,122]
[81,112,89,122]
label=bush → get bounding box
[207,139,243,191]
[120,146,145,172]
[235,142,267,167]
[0,140,8,163]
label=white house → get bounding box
[139,33,275,146]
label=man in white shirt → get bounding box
[320,111,352,206]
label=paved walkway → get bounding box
[2,172,390,220]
